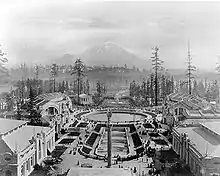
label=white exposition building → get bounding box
[0,118,55,176]
[173,122,220,176]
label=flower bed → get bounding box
[153,139,168,146]
[129,124,136,133]
[136,147,144,154]
[131,133,142,148]
[86,132,98,147]
[51,146,68,158]
[94,124,102,133]
[58,138,75,145]
[143,123,154,129]
[69,120,78,127]
[75,111,90,118]
[67,131,80,136]
[148,132,160,138]
[82,146,92,154]
[77,122,88,128]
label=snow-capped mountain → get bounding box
[80,41,149,68]
[47,42,151,68]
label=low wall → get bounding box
[84,110,154,122]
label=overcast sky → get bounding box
[0,0,220,70]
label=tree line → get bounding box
[129,74,174,106]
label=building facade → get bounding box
[34,93,73,133]
[163,92,216,126]
[173,122,220,176]
[0,118,55,176]
[79,94,93,105]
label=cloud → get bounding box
[88,18,124,29]
[1,1,220,69]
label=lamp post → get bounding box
[107,109,112,168]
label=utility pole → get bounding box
[151,46,164,106]
[106,109,112,168]
[186,41,196,95]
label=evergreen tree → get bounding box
[65,81,69,91]
[86,79,90,94]
[141,79,147,100]
[160,75,166,99]
[27,85,36,113]
[96,81,102,96]
[149,73,155,100]
[146,79,150,98]
[129,80,136,97]
[29,107,43,126]
[186,41,196,95]
[33,64,40,80]
[170,76,174,93]
[70,58,86,104]
[5,93,14,111]
[0,45,9,77]
[58,82,62,92]
[16,99,22,120]
[62,80,66,92]
[50,63,59,92]
[192,80,198,95]
[197,80,206,97]
[151,46,164,106]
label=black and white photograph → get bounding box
[0,0,220,176]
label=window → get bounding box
[179,108,183,115]
[21,164,25,176]
[51,137,54,148]
[38,141,41,160]
[190,158,194,172]
[26,160,28,171]
[31,155,35,166]
[27,158,31,171]
[175,109,178,115]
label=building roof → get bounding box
[186,110,202,118]
[79,94,90,98]
[169,92,186,102]
[201,122,220,137]
[176,125,220,158]
[3,125,51,153]
[172,100,196,111]
[0,118,27,135]
[180,118,220,126]
[35,92,68,106]
[66,168,132,176]
[37,99,51,107]
[199,109,215,118]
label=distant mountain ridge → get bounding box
[51,54,78,65]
